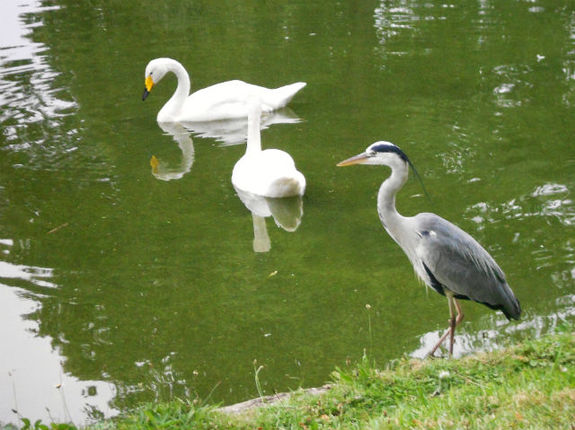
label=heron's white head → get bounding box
[337,141,410,168]
[337,141,431,201]
[142,58,171,100]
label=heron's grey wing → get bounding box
[414,213,521,320]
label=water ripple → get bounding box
[0,0,79,168]
[0,284,118,425]
[0,238,57,290]
[466,182,575,227]
[489,64,534,108]
[373,1,426,56]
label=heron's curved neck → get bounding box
[165,60,191,111]
[245,108,262,156]
[377,161,409,233]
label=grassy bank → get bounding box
[20,327,575,429]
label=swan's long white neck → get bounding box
[245,105,262,155]
[164,59,191,115]
[377,160,409,242]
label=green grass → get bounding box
[16,327,575,429]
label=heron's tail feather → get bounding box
[496,283,521,320]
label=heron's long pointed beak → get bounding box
[142,76,154,101]
[337,152,370,167]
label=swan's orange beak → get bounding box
[337,152,370,167]
[142,76,154,101]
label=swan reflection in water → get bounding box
[150,109,303,181]
[235,188,304,252]
[150,122,195,181]
[182,107,302,146]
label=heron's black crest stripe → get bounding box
[371,143,409,163]
[373,143,433,204]
[407,157,432,204]
[369,142,433,204]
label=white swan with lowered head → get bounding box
[142,58,306,123]
[231,102,306,198]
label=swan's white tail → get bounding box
[265,82,307,110]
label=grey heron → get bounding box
[337,141,521,356]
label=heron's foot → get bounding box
[426,344,448,359]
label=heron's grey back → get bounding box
[413,213,521,320]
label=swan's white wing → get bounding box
[184,81,269,121]
[184,81,305,122]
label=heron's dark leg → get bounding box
[427,295,466,358]
[427,296,455,357]
[448,297,456,355]
[448,299,464,356]
[428,327,451,357]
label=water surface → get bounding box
[1,0,574,425]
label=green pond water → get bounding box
[1,0,574,425]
